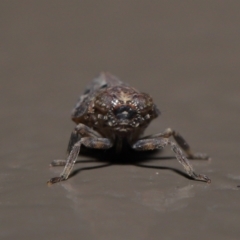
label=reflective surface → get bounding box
[1,1,240,239]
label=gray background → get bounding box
[1,1,240,239]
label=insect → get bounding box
[47,72,211,184]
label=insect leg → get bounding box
[67,123,103,153]
[67,130,81,154]
[131,137,169,151]
[50,131,81,167]
[74,123,103,138]
[169,140,210,182]
[48,141,81,184]
[140,128,210,160]
[48,136,113,185]
[50,123,103,167]
[80,137,113,150]
[131,137,210,183]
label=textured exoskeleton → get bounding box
[48,72,210,184]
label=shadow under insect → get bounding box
[53,147,202,181]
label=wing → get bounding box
[88,72,127,90]
[71,72,127,120]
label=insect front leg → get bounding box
[48,124,113,185]
[142,128,210,160]
[50,123,103,167]
[50,130,80,167]
[67,123,103,153]
[48,141,81,184]
[48,137,113,184]
[131,137,211,183]
[67,130,81,154]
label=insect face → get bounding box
[94,85,158,134]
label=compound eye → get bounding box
[114,105,137,120]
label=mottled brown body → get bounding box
[72,73,159,149]
[48,72,210,184]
